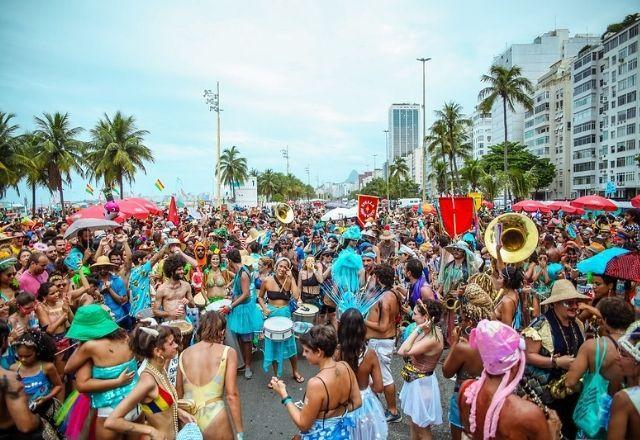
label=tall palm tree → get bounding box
[16,133,49,217]
[478,65,534,206]
[479,172,503,203]
[249,168,259,178]
[426,120,451,191]
[0,111,22,197]
[428,160,448,195]
[389,157,410,182]
[504,169,538,200]
[434,102,472,189]
[34,112,85,212]
[218,145,248,201]
[460,158,483,191]
[86,112,153,197]
[257,169,278,201]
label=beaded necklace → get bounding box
[145,362,179,435]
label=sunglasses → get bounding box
[561,300,580,308]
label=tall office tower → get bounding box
[388,103,420,164]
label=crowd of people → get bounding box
[0,200,639,440]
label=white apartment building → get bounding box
[471,108,492,158]
[570,17,640,199]
[491,30,600,144]
[405,146,424,190]
[523,58,573,199]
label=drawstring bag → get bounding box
[573,338,612,438]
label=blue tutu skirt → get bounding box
[301,412,355,440]
[227,299,264,335]
[352,387,388,439]
[263,305,297,376]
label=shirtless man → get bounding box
[153,253,194,321]
[365,263,401,422]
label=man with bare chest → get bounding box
[153,254,194,321]
[365,264,401,422]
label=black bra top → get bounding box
[266,290,291,301]
[301,273,319,287]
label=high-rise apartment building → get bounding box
[471,108,492,158]
[491,30,600,144]
[523,58,573,199]
[570,16,639,199]
[388,104,420,164]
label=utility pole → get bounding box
[305,165,311,202]
[373,154,377,174]
[204,83,222,207]
[280,146,290,175]
[384,129,390,203]
[417,57,431,202]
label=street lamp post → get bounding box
[204,83,222,208]
[373,154,377,174]
[384,129,389,203]
[280,146,290,176]
[417,57,431,202]
[305,165,311,202]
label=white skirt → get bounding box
[352,387,388,439]
[399,374,443,428]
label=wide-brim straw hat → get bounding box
[166,238,186,251]
[91,255,118,269]
[540,279,590,305]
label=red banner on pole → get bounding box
[357,195,379,227]
[168,196,180,226]
[438,196,474,238]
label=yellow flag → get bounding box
[468,192,483,212]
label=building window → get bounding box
[627,123,636,135]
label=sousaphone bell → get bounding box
[484,213,539,264]
[274,203,294,236]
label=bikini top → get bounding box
[267,276,292,301]
[139,381,175,414]
[301,273,319,287]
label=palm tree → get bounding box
[16,133,49,217]
[85,112,153,197]
[504,169,538,200]
[218,145,248,201]
[257,169,278,201]
[249,168,259,178]
[0,112,22,197]
[428,160,448,195]
[478,65,534,206]
[460,158,483,191]
[426,120,451,191]
[389,157,410,182]
[479,172,502,203]
[434,102,472,189]
[34,112,85,213]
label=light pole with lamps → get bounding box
[384,129,390,203]
[281,146,290,176]
[203,83,222,207]
[417,57,431,202]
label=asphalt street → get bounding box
[235,347,455,439]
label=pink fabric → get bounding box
[18,270,48,296]
[465,320,526,440]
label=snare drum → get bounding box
[263,317,294,341]
[293,303,319,324]
[204,299,231,313]
[194,293,207,309]
[293,321,313,354]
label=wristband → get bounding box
[282,396,293,405]
[551,357,557,369]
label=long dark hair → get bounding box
[337,308,366,373]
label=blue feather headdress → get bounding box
[321,279,386,317]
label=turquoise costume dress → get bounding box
[90,359,139,409]
[227,266,263,337]
[263,277,297,376]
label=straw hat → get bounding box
[240,249,258,267]
[166,238,186,251]
[379,229,395,241]
[91,255,118,270]
[540,279,590,306]
[246,228,266,245]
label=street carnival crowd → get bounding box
[0,196,640,440]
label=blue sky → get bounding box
[1,0,637,203]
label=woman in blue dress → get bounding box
[223,248,264,380]
[258,257,304,384]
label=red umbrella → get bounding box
[125,197,161,215]
[512,200,550,213]
[605,252,640,282]
[482,200,494,209]
[68,205,126,223]
[631,195,640,208]
[571,195,617,211]
[117,199,151,220]
[548,201,584,215]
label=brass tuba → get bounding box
[274,203,294,236]
[484,213,539,264]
